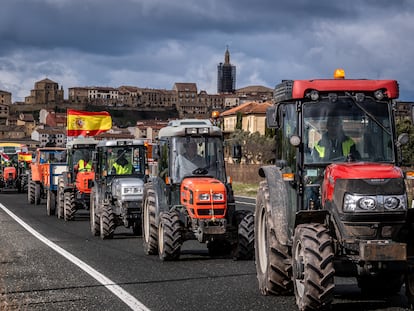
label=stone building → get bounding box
[25,78,64,106]
[0,90,11,125]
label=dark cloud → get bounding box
[0,0,413,101]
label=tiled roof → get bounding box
[220,101,271,116]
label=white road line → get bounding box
[0,203,150,311]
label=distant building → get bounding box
[217,47,236,94]
[25,78,64,106]
[220,101,271,136]
[31,127,66,147]
[0,90,11,124]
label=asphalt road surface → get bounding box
[0,193,411,310]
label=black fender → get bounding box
[143,176,168,226]
[258,165,291,246]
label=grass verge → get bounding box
[232,182,258,198]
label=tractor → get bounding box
[90,139,148,239]
[142,119,254,261]
[254,69,414,310]
[56,136,98,220]
[0,143,30,193]
[27,147,67,213]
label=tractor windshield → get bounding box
[171,137,225,183]
[106,146,146,176]
[303,97,394,164]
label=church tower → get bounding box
[217,47,236,94]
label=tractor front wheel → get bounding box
[142,189,158,255]
[292,223,335,311]
[46,190,56,216]
[158,211,182,261]
[234,211,254,260]
[100,206,115,239]
[90,188,100,236]
[64,192,76,221]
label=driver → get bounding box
[175,141,205,181]
[312,117,357,161]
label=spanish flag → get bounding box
[18,152,32,162]
[67,110,112,137]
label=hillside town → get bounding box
[0,49,277,149]
[0,48,413,151]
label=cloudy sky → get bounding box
[1,0,413,102]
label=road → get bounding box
[0,193,410,311]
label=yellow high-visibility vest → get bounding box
[112,162,133,175]
[315,138,354,158]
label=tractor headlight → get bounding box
[212,193,224,201]
[343,193,406,212]
[358,197,377,210]
[384,196,406,210]
[122,187,143,195]
[199,193,210,201]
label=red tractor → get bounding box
[254,69,414,310]
[142,119,254,261]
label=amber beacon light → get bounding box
[334,68,345,79]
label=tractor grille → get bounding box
[197,208,225,216]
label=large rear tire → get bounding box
[234,211,255,260]
[143,189,158,255]
[90,188,100,236]
[100,206,115,239]
[255,181,293,295]
[64,192,76,221]
[158,211,182,261]
[292,224,335,311]
[34,183,41,205]
[46,190,56,216]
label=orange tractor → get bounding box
[0,143,30,192]
[56,137,97,220]
[27,147,67,214]
[142,119,254,261]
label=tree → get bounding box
[229,129,275,164]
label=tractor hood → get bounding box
[180,177,227,219]
[322,162,404,203]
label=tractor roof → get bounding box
[96,139,146,148]
[66,136,98,149]
[158,119,222,138]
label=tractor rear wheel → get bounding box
[292,224,335,311]
[64,192,76,221]
[90,188,100,236]
[255,181,293,295]
[100,206,115,239]
[34,183,41,205]
[158,211,182,261]
[46,190,56,216]
[143,189,158,255]
[234,211,254,260]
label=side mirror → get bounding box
[397,133,409,147]
[152,145,160,160]
[266,105,279,128]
